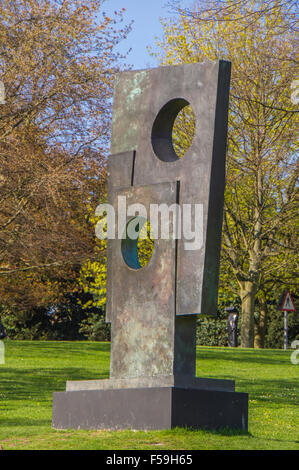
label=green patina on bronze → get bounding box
[111,70,150,155]
[107,61,231,379]
[52,62,249,432]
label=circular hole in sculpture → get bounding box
[121,216,154,270]
[151,98,196,162]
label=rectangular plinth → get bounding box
[66,376,235,392]
[52,387,248,431]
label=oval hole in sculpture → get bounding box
[121,217,154,270]
[151,98,196,162]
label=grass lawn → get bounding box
[0,341,298,450]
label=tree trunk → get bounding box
[254,321,260,348]
[240,282,256,348]
[254,297,268,348]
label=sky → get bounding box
[103,1,178,70]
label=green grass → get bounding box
[0,341,298,450]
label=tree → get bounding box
[167,0,298,34]
[154,0,298,347]
[0,0,130,276]
[0,0,130,311]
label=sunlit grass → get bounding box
[0,341,298,450]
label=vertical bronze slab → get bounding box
[106,151,135,323]
[108,182,177,379]
[107,151,135,192]
[52,62,249,433]
[110,61,231,315]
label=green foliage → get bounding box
[265,307,299,349]
[137,220,154,268]
[172,104,195,158]
[79,308,110,341]
[79,257,107,309]
[78,199,107,309]
[0,305,55,340]
[196,314,229,347]
[0,292,103,341]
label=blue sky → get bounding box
[103,1,179,70]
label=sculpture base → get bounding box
[52,385,248,431]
